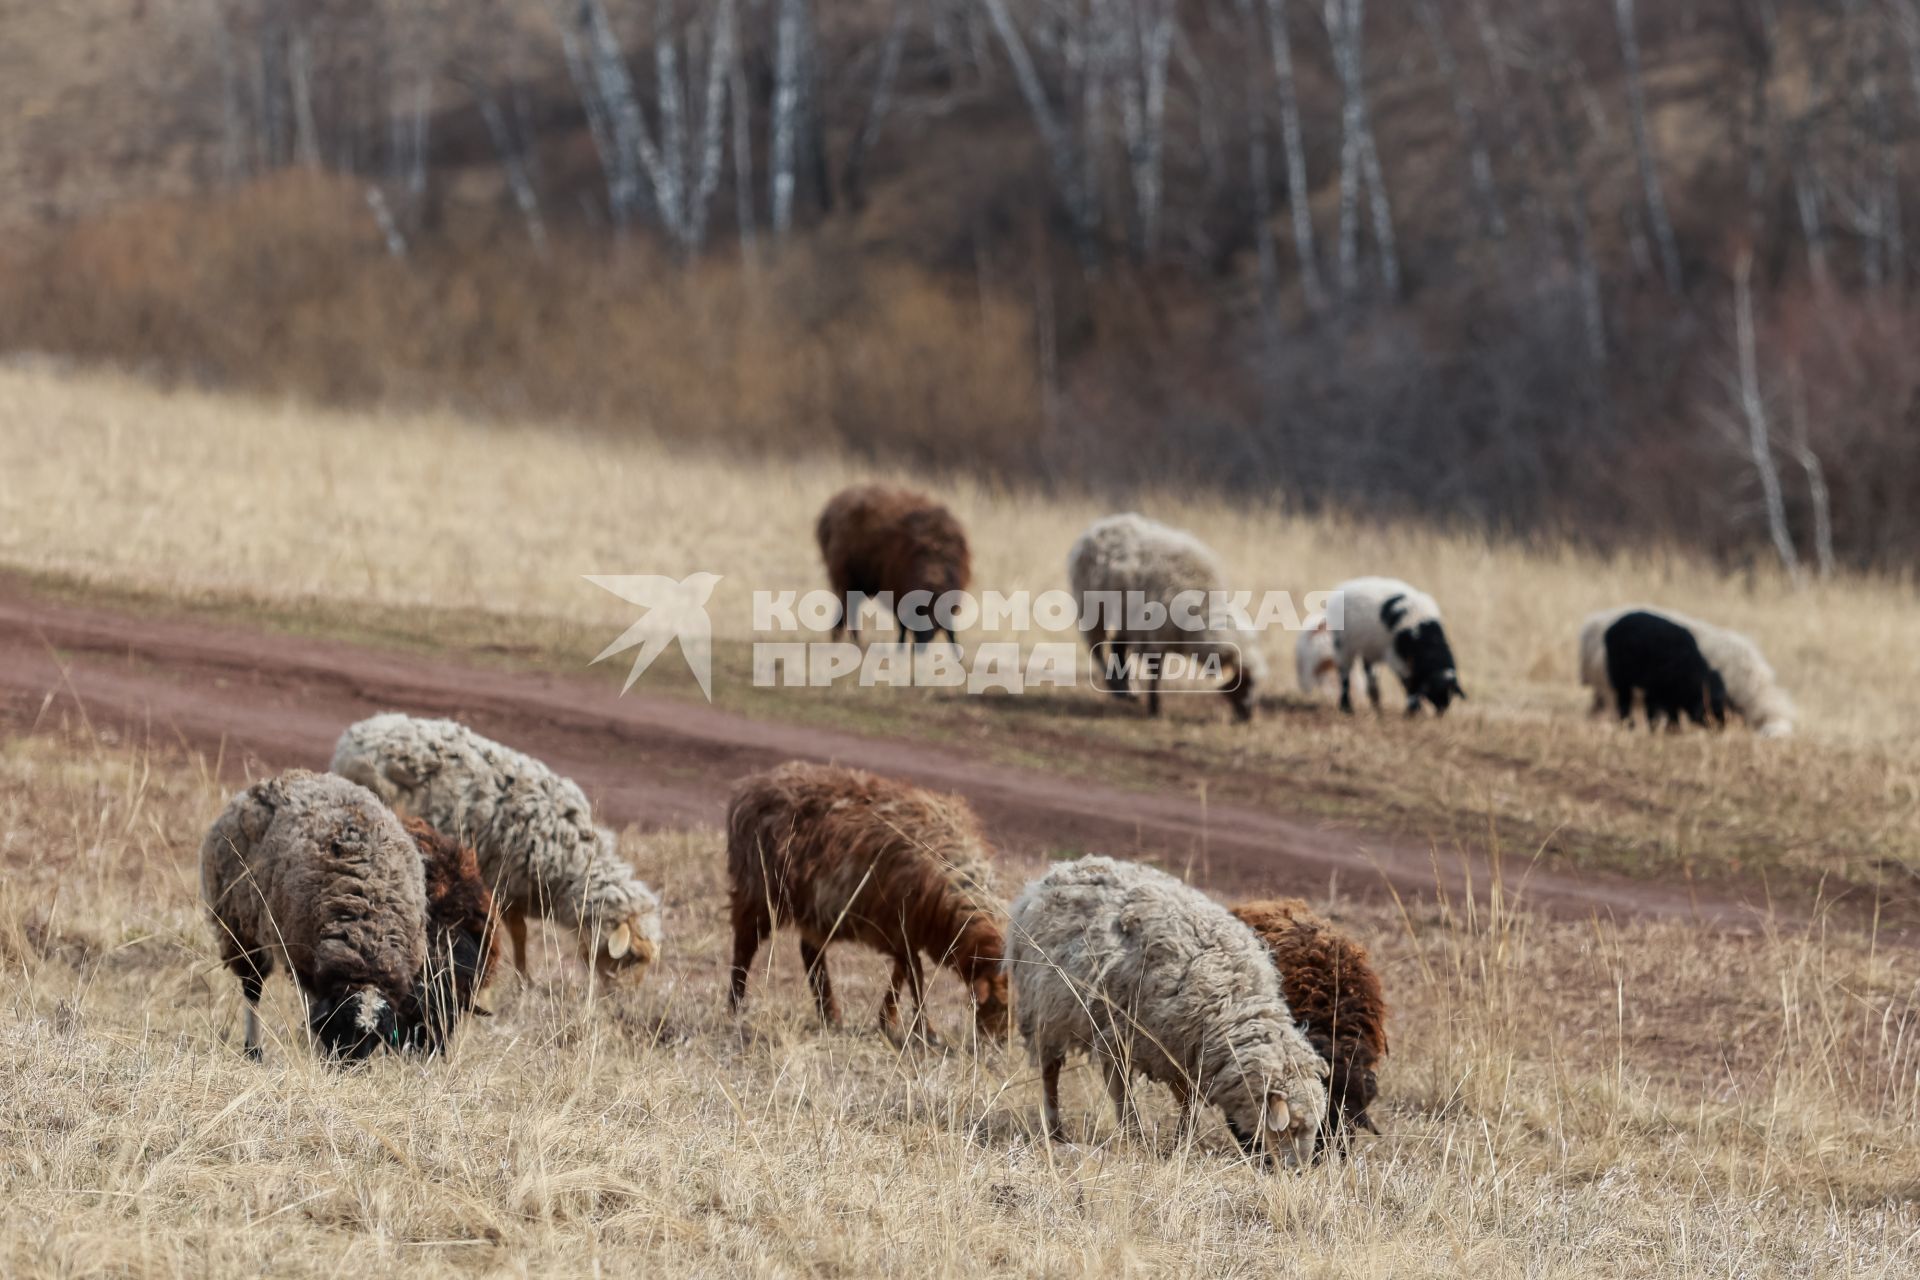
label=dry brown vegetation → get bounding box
[3,723,1915,1275]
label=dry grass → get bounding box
[3,725,1915,1276]
[6,361,1920,893]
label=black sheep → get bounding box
[1604,611,1728,731]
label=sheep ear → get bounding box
[1263,1093,1291,1134]
[605,922,632,960]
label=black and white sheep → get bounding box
[1327,576,1465,717]
[1005,855,1329,1165]
[1598,610,1729,730]
[1067,513,1268,721]
[331,714,664,980]
[200,769,427,1060]
[1578,605,1795,737]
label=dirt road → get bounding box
[0,577,1781,927]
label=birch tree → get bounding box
[1259,0,1323,306]
[1612,0,1682,292]
[1321,0,1397,297]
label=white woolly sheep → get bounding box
[1578,605,1795,737]
[1004,855,1330,1165]
[331,714,664,979]
[1327,576,1465,716]
[1067,513,1269,721]
[1295,610,1341,699]
[201,769,427,1060]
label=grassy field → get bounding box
[4,365,1920,1274]
[3,728,1916,1276]
[6,363,1919,897]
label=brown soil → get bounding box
[0,576,1797,929]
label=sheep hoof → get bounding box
[244,1044,263,1063]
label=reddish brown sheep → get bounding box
[402,817,500,1054]
[727,761,1009,1045]
[815,484,972,646]
[1230,898,1388,1150]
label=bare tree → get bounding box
[1612,0,1682,292]
[1116,0,1176,255]
[465,74,549,252]
[1258,0,1323,306]
[843,0,914,212]
[1732,251,1801,578]
[1413,0,1505,238]
[770,0,809,236]
[982,0,1100,262]
[1322,0,1397,296]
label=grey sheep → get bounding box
[1005,855,1329,1165]
[200,770,427,1060]
[331,714,663,979]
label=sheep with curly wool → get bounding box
[401,817,501,1054]
[200,770,427,1060]
[1067,513,1268,721]
[331,714,663,980]
[1230,899,1388,1152]
[726,761,1009,1045]
[816,483,972,646]
[1005,856,1329,1165]
[1578,605,1795,737]
[1327,576,1465,717]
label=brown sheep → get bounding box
[815,483,972,646]
[726,761,1009,1045]
[401,817,500,1054]
[1230,898,1388,1150]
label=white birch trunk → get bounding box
[770,0,806,236]
[1613,0,1683,292]
[1733,253,1801,578]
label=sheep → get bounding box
[1067,513,1269,721]
[1005,856,1330,1165]
[200,770,427,1060]
[331,714,663,981]
[1578,605,1795,737]
[1601,611,1729,731]
[815,483,972,646]
[726,761,1009,1045]
[1295,610,1341,699]
[1327,576,1465,717]
[1229,899,1388,1152]
[402,817,501,1054]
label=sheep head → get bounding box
[971,970,1010,1044]
[584,914,661,980]
[308,987,401,1060]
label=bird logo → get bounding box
[584,573,723,701]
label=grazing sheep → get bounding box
[1602,611,1729,731]
[816,483,972,646]
[1579,605,1795,737]
[1067,513,1268,721]
[1327,576,1465,717]
[726,762,1009,1045]
[1005,856,1329,1165]
[1295,611,1341,699]
[200,770,427,1060]
[402,817,500,1054]
[331,714,663,981]
[1230,899,1388,1151]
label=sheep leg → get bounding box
[1169,1078,1202,1144]
[1146,667,1162,717]
[240,972,264,1062]
[1364,661,1382,711]
[798,938,841,1026]
[1337,663,1355,715]
[1041,1054,1067,1143]
[1100,1055,1141,1137]
[504,909,530,976]
[727,910,766,1011]
[880,953,938,1046]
